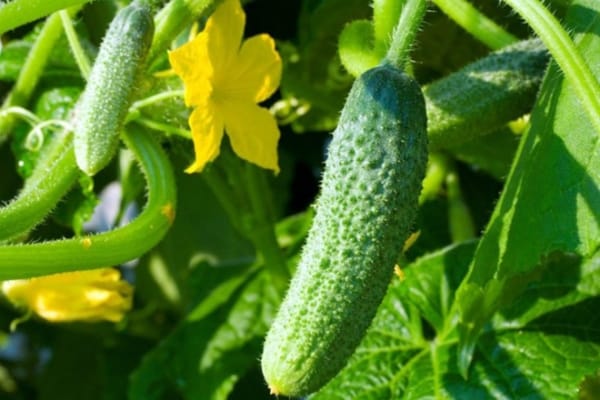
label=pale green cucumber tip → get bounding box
[74,155,98,177]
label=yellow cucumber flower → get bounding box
[2,268,133,323]
[168,0,282,173]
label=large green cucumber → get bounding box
[73,2,153,176]
[261,64,428,397]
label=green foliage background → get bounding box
[0,0,598,398]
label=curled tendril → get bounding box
[25,119,73,152]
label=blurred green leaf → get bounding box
[0,19,89,85]
[445,127,520,180]
[129,270,277,400]
[276,0,370,133]
[134,158,254,312]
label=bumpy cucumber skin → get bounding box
[426,38,548,149]
[262,65,428,397]
[73,2,154,176]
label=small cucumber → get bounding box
[73,2,153,176]
[261,64,428,397]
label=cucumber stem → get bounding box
[0,126,177,279]
[0,131,80,243]
[0,11,68,143]
[242,162,290,295]
[202,145,289,294]
[384,0,427,69]
[59,8,92,79]
[0,0,90,36]
[431,0,518,49]
[372,0,406,54]
[502,0,600,135]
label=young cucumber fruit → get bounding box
[73,2,154,176]
[261,64,428,397]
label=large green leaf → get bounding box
[456,0,600,361]
[312,242,600,399]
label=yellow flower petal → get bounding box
[221,34,282,103]
[168,33,213,107]
[168,0,282,173]
[221,100,280,173]
[2,268,133,323]
[204,0,245,77]
[186,101,225,173]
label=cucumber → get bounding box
[73,2,153,176]
[425,38,548,149]
[261,64,428,397]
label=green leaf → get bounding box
[456,0,600,362]
[399,241,477,332]
[129,270,277,400]
[495,248,600,327]
[312,242,600,399]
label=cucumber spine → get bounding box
[261,64,428,397]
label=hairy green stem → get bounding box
[135,118,192,139]
[502,0,600,134]
[0,0,90,36]
[0,126,177,279]
[432,0,518,49]
[384,0,427,68]
[0,130,80,243]
[59,9,91,79]
[130,90,184,112]
[242,163,290,295]
[209,147,289,293]
[372,0,405,53]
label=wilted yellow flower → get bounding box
[2,268,133,323]
[168,0,282,173]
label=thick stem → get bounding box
[0,126,177,279]
[0,0,91,36]
[0,131,80,242]
[60,9,91,79]
[242,163,290,294]
[372,0,405,53]
[384,0,427,69]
